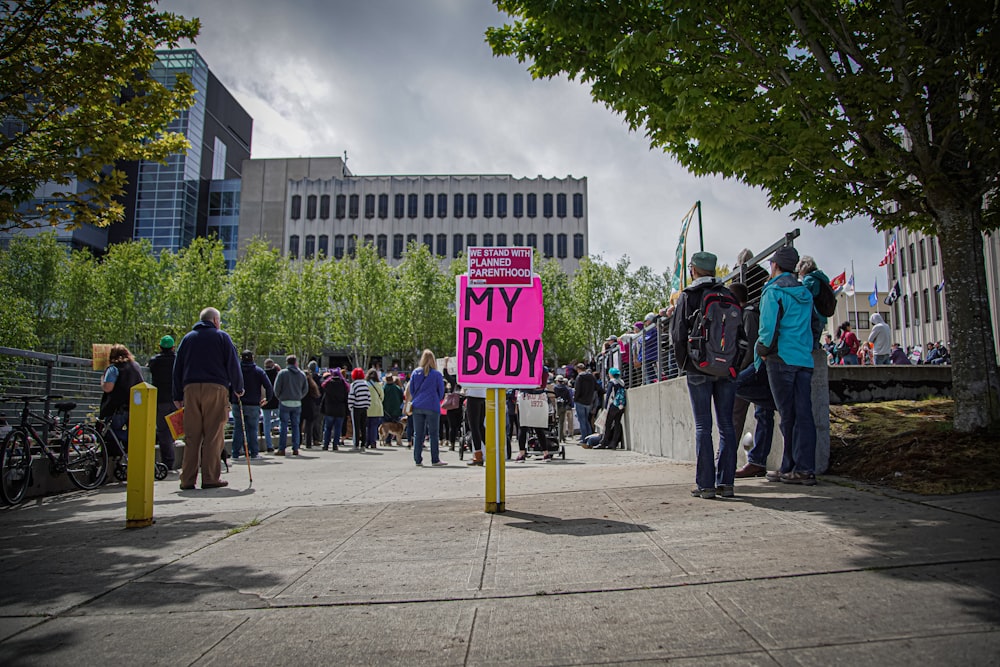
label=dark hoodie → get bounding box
[172,320,243,402]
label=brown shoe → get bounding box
[179,484,196,490]
[735,463,767,478]
[202,480,229,489]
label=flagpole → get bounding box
[851,260,859,328]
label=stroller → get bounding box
[518,390,565,460]
[98,413,169,482]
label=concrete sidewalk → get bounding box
[1,443,998,665]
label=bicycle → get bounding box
[0,395,109,505]
[97,413,169,484]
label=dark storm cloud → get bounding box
[160,0,887,290]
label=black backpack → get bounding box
[814,279,837,317]
[686,285,746,378]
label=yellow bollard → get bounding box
[126,382,157,528]
[484,387,506,513]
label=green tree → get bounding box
[569,256,628,359]
[489,1,1000,431]
[396,242,455,363]
[273,257,329,361]
[538,257,583,368]
[327,243,397,369]
[0,232,66,345]
[161,236,227,337]
[57,248,102,357]
[0,0,199,231]
[227,239,283,352]
[96,239,162,352]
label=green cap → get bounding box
[690,251,717,273]
[159,335,175,349]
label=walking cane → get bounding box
[236,402,253,487]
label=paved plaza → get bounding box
[1,444,998,666]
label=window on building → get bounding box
[289,234,300,259]
[573,233,584,259]
[556,193,567,218]
[466,233,477,248]
[919,238,926,269]
[393,234,404,259]
[526,193,537,218]
[407,233,417,248]
[934,287,943,320]
[903,295,910,327]
[365,194,375,219]
[424,193,434,218]
[891,260,897,280]
[454,193,464,218]
[377,234,387,258]
[377,194,388,219]
[893,300,899,328]
[930,237,938,265]
[497,193,507,218]
[513,233,524,246]
[291,195,301,220]
[497,233,507,247]
[543,233,554,258]
[307,195,317,220]
[437,193,447,218]
[320,195,330,219]
[483,193,493,217]
[347,234,357,257]
[543,193,553,218]
[349,194,359,219]
[467,193,477,218]
[483,233,494,247]
[923,288,931,323]
[526,233,537,249]
[336,194,346,219]
[851,311,869,330]
[513,193,523,218]
[212,137,227,179]
[557,233,567,258]
[436,234,447,256]
[900,251,906,275]
[334,234,345,259]
[408,193,418,219]
[318,235,329,258]
[453,234,464,258]
[364,233,374,247]
[908,243,916,273]
[302,234,314,259]
[912,292,919,322]
[394,194,405,219]
[423,234,434,253]
[573,193,584,218]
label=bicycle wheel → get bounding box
[0,429,33,505]
[64,425,109,490]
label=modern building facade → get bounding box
[881,227,1000,362]
[109,49,252,259]
[239,157,590,274]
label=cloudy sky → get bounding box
[161,0,888,294]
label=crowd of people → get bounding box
[823,318,950,366]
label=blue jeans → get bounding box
[734,365,776,467]
[278,404,302,452]
[231,403,262,457]
[766,357,816,475]
[686,373,738,490]
[261,408,278,450]
[366,416,382,446]
[323,416,345,448]
[411,408,440,464]
[874,354,890,365]
[575,401,593,441]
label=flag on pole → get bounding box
[845,273,856,297]
[869,279,878,307]
[884,280,901,305]
[879,233,897,266]
[670,203,698,293]
[830,271,847,293]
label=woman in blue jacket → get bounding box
[408,349,446,466]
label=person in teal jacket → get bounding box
[796,255,830,349]
[754,246,817,485]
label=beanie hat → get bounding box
[690,251,717,273]
[159,335,174,349]
[769,246,800,273]
[608,367,621,377]
[351,368,365,381]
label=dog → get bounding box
[378,417,406,446]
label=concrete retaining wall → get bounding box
[625,350,831,474]
[828,365,952,404]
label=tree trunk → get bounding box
[937,207,1000,432]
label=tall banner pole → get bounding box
[485,388,506,513]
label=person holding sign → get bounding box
[409,349,447,466]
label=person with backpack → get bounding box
[756,245,818,485]
[836,321,861,365]
[795,255,833,347]
[670,251,744,499]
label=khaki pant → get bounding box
[180,383,229,487]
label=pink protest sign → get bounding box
[467,246,533,287]
[456,274,544,388]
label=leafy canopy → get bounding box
[0,0,199,231]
